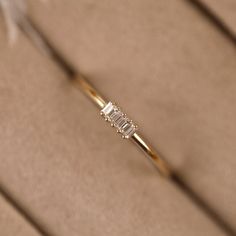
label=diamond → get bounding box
[123,125,136,138]
[101,102,114,116]
[100,101,137,139]
[110,111,123,122]
[115,117,127,129]
[122,123,131,131]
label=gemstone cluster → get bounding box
[100,102,137,139]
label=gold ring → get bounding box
[72,74,172,177]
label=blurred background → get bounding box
[0,1,236,236]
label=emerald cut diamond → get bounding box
[101,102,137,139]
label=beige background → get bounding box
[0,195,39,236]
[0,0,236,235]
[202,0,236,34]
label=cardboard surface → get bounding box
[0,194,39,236]
[27,0,236,231]
[0,16,228,236]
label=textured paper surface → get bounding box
[0,15,228,236]
[27,0,236,231]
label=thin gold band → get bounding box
[72,75,107,109]
[72,74,172,177]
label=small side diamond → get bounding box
[122,123,130,131]
[115,117,127,130]
[111,111,123,122]
[123,124,136,138]
[101,102,114,116]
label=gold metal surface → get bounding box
[72,74,106,109]
[131,133,172,177]
[72,74,173,177]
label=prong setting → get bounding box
[100,102,137,139]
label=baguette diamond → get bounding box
[101,102,137,139]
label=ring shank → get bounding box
[131,133,172,177]
[72,74,106,109]
[72,75,172,177]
